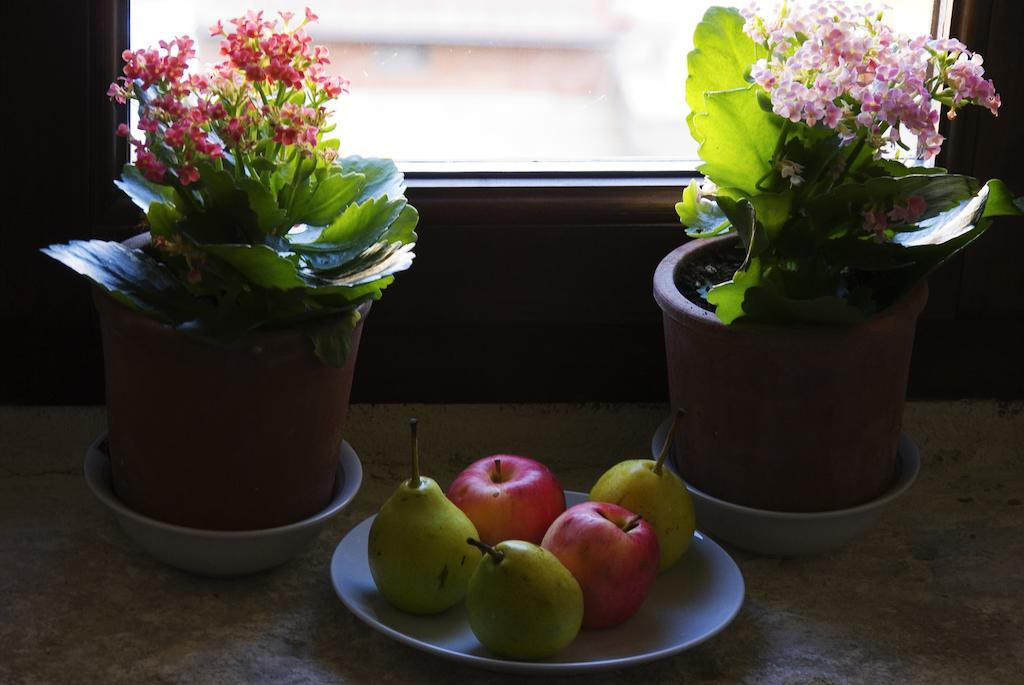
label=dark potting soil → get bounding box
[674,241,745,313]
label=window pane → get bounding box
[130,0,939,163]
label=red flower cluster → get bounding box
[216,10,312,88]
[110,7,348,186]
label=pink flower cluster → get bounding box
[742,1,1001,160]
[109,8,349,185]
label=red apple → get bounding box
[446,455,565,545]
[541,502,659,629]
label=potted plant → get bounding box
[44,9,418,531]
[655,4,1021,514]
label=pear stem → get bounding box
[654,408,685,476]
[467,537,504,564]
[409,418,421,487]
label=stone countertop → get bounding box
[1,402,1022,684]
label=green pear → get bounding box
[368,419,481,614]
[589,409,695,572]
[465,538,583,660]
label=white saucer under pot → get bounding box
[84,433,363,577]
[651,418,920,557]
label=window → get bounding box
[130,0,942,169]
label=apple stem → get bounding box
[654,408,685,475]
[624,514,643,532]
[467,537,504,564]
[409,418,421,487]
[493,458,503,483]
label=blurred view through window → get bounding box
[131,0,940,164]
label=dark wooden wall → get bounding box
[910,0,1024,398]
[2,0,1021,404]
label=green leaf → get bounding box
[296,171,365,226]
[676,179,731,237]
[847,179,1020,311]
[780,129,842,191]
[685,7,759,140]
[980,178,1024,218]
[306,307,363,367]
[706,257,763,324]
[306,276,395,306]
[200,244,305,290]
[717,197,764,259]
[339,156,405,202]
[748,191,793,238]
[820,236,916,271]
[41,240,201,322]
[892,179,1019,255]
[192,164,259,243]
[693,86,783,195]
[310,196,407,249]
[806,174,981,237]
[146,202,181,240]
[239,177,288,234]
[282,173,314,221]
[91,150,417,346]
[896,175,980,218]
[303,243,416,287]
[115,165,183,213]
[318,138,341,152]
[707,258,868,325]
[302,204,419,284]
[178,286,323,342]
[871,160,949,177]
[742,287,869,324]
[385,203,420,245]
[248,158,278,177]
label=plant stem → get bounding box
[467,538,504,564]
[654,409,686,475]
[409,418,420,488]
[755,121,794,192]
[283,152,303,213]
[833,135,866,188]
[770,120,793,166]
[166,176,201,214]
[255,82,270,108]
[234,149,249,180]
[754,169,775,192]
[285,154,314,216]
[698,218,733,238]
[740,233,763,273]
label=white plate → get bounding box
[329,491,744,674]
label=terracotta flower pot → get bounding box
[93,238,368,531]
[653,235,927,513]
